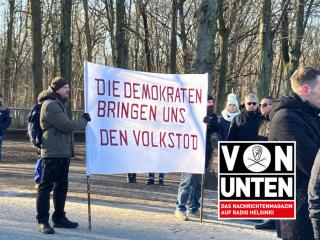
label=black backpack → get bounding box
[27,103,43,148]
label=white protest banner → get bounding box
[84,61,208,175]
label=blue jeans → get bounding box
[0,135,3,160]
[176,173,201,213]
[148,173,164,180]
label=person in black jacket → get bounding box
[309,150,320,240]
[255,96,276,230]
[0,93,11,160]
[269,67,320,239]
[203,95,219,169]
[217,93,241,141]
[174,95,219,221]
[227,94,261,141]
[257,96,273,141]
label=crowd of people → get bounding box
[177,66,319,240]
[1,66,320,239]
[122,66,320,240]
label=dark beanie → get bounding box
[207,94,214,101]
[51,77,68,91]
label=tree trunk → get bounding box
[138,0,151,72]
[60,0,72,115]
[285,0,314,93]
[216,0,230,112]
[285,0,303,93]
[134,2,140,70]
[191,0,218,93]
[105,0,116,66]
[289,0,304,76]
[83,0,92,62]
[115,0,128,68]
[281,0,290,94]
[31,0,43,103]
[257,0,272,99]
[178,0,190,73]
[3,0,15,104]
[169,0,178,74]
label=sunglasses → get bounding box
[246,102,257,106]
[259,103,272,108]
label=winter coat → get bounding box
[217,117,231,141]
[0,106,11,135]
[257,114,270,141]
[217,110,240,141]
[205,110,219,168]
[309,150,320,239]
[227,109,262,141]
[39,88,87,158]
[269,91,320,239]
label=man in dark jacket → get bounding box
[309,150,320,240]
[227,94,261,141]
[36,77,91,234]
[255,96,276,230]
[257,96,273,141]
[269,67,320,239]
[175,95,218,221]
[0,93,11,160]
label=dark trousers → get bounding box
[148,173,164,180]
[127,173,136,180]
[36,157,70,223]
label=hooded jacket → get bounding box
[269,91,320,239]
[39,88,87,158]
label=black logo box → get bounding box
[219,174,294,200]
[218,141,295,174]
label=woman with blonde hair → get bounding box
[217,93,240,140]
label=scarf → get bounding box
[221,109,240,122]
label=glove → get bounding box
[203,116,212,124]
[82,113,91,122]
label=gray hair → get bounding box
[244,94,258,102]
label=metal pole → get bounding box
[87,175,92,230]
[200,173,205,223]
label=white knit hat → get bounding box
[226,93,239,107]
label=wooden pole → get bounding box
[200,173,205,223]
[87,175,92,230]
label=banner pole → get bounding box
[200,173,205,223]
[87,175,92,230]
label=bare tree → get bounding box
[105,0,116,66]
[285,0,315,93]
[60,0,72,114]
[115,0,128,68]
[31,0,43,102]
[216,0,234,111]
[169,0,178,74]
[138,0,151,72]
[83,0,92,62]
[256,0,272,98]
[3,0,15,104]
[178,0,191,73]
[191,0,218,93]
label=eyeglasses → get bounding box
[246,102,257,106]
[259,103,272,108]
